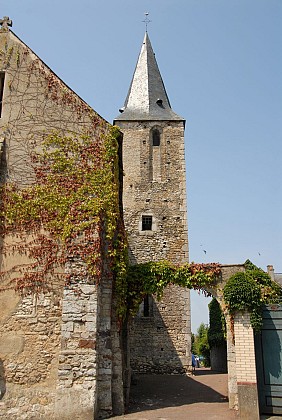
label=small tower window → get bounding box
[0,73,5,117]
[142,215,152,231]
[152,129,160,146]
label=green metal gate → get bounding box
[255,304,282,414]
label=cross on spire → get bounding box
[0,16,12,30]
[142,12,151,32]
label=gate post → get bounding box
[234,311,259,420]
[225,313,238,409]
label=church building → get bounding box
[0,17,191,419]
[115,32,190,375]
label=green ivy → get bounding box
[125,261,221,316]
[223,261,282,331]
[1,126,128,297]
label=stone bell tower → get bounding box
[114,32,190,373]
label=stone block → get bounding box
[85,315,96,322]
[86,322,96,332]
[78,339,96,350]
[238,383,259,420]
[0,334,25,356]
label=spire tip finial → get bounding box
[142,12,151,32]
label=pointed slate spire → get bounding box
[115,33,184,121]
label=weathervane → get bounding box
[142,12,151,32]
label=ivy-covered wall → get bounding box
[0,27,125,419]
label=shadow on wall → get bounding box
[263,318,282,381]
[255,305,282,383]
[130,295,189,374]
[255,304,282,415]
[128,246,189,374]
[0,359,6,399]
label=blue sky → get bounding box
[2,0,282,332]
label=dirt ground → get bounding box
[111,368,238,420]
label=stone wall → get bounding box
[0,266,122,419]
[120,121,188,266]
[55,279,99,420]
[0,29,110,188]
[118,119,190,374]
[130,286,190,373]
[0,27,123,419]
[54,255,122,420]
[0,292,61,419]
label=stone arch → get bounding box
[192,279,243,413]
[190,270,231,403]
[195,264,254,412]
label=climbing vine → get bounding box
[124,261,221,316]
[223,260,282,331]
[125,259,282,331]
[0,127,128,300]
[0,35,128,305]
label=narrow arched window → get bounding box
[0,73,5,118]
[152,129,160,146]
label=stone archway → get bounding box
[204,264,260,419]
[199,264,244,411]
[205,264,244,410]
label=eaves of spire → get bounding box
[115,32,184,122]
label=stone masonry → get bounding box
[115,33,190,374]
[0,292,61,419]
[0,23,123,419]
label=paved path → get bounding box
[112,368,238,420]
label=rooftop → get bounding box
[115,32,184,122]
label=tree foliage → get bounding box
[193,323,210,367]
[208,297,226,348]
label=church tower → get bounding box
[114,32,190,373]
